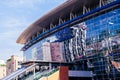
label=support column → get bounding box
[70,13,74,20]
[37,32,40,37]
[99,0,105,7]
[50,23,54,29]
[49,63,52,71]
[83,6,87,14]
[83,6,90,14]
[33,67,35,79]
[59,18,64,25]
[43,28,45,32]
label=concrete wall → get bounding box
[39,71,59,80]
[0,66,6,79]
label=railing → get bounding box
[34,68,59,80]
[2,64,37,80]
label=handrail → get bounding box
[2,64,37,80]
[34,68,59,80]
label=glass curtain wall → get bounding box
[85,8,120,80]
[23,7,120,79]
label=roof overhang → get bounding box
[17,0,99,44]
[22,60,73,66]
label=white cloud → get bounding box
[0,16,30,43]
[2,0,66,9]
[0,16,29,57]
[3,0,40,8]
[0,60,5,64]
[1,16,29,28]
[2,0,40,8]
[0,0,66,61]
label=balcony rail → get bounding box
[34,68,59,80]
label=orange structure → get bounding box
[40,66,68,80]
[59,66,68,80]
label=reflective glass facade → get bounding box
[84,8,120,80]
[64,8,120,80]
[24,27,73,61]
[24,7,120,79]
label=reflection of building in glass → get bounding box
[63,23,87,62]
[50,42,64,62]
[84,8,120,79]
[42,42,51,61]
[55,27,73,42]
[32,47,37,60]
[25,41,65,62]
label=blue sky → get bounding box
[0,0,66,61]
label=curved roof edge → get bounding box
[17,0,98,44]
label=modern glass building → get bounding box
[3,0,120,80]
